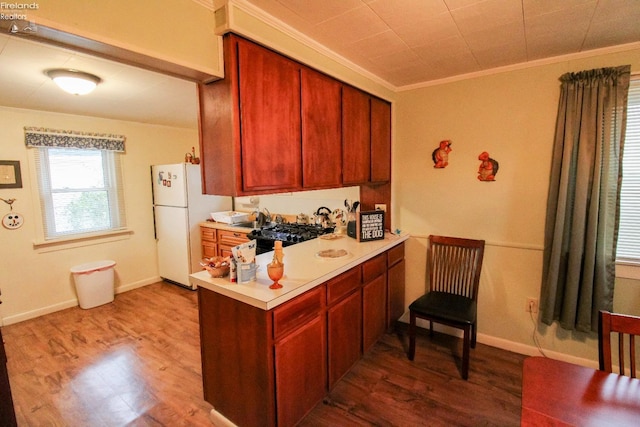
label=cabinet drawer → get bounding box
[273,287,324,340]
[362,254,386,283]
[387,243,404,267]
[217,229,249,246]
[201,227,217,242]
[326,267,361,306]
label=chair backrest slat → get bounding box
[631,335,636,377]
[428,235,485,301]
[599,310,640,378]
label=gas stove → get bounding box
[248,223,334,254]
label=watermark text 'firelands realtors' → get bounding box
[1,2,39,20]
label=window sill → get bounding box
[616,261,640,281]
[33,229,133,253]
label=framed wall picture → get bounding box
[0,161,22,189]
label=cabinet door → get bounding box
[327,289,362,389]
[387,259,405,329]
[362,273,387,352]
[342,85,371,185]
[237,38,302,192]
[202,242,217,258]
[275,315,326,427]
[301,68,342,188]
[201,227,217,258]
[370,97,391,183]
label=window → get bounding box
[25,127,127,241]
[617,76,640,269]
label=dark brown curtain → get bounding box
[541,65,630,332]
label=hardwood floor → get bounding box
[2,282,525,426]
[301,331,525,426]
[3,282,212,426]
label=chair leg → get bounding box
[429,320,433,337]
[408,311,416,361]
[471,321,477,349]
[462,325,470,380]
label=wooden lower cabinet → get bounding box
[327,289,362,389]
[387,243,406,329]
[363,273,387,352]
[275,316,326,427]
[200,226,250,258]
[200,227,217,258]
[362,253,388,352]
[198,243,405,426]
[198,289,275,427]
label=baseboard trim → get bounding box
[398,319,599,369]
[209,408,238,427]
[2,276,161,326]
[115,276,161,294]
[2,300,79,326]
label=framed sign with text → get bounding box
[357,210,385,242]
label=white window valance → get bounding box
[24,127,126,152]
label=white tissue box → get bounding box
[210,211,250,224]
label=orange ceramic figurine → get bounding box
[432,140,452,168]
[478,151,499,181]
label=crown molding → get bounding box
[394,41,640,92]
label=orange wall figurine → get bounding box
[432,140,452,168]
[478,151,499,181]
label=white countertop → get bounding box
[190,232,409,310]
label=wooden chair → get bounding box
[408,235,485,380]
[598,310,640,378]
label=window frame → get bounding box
[31,146,129,248]
[616,74,640,280]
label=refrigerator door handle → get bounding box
[153,206,158,240]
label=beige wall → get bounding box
[395,47,640,364]
[0,106,195,324]
[27,0,221,77]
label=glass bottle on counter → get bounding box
[267,240,284,289]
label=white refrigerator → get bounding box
[152,163,232,289]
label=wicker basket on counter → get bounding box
[201,257,230,278]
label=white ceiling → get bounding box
[244,0,640,87]
[0,33,199,129]
[1,0,639,128]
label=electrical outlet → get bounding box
[375,204,387,212]
[526,297,539,314]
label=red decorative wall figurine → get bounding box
[478,151,499,181]
[432,140,452,168]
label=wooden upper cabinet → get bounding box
[237,37,302,193]
[198,33,391,196]
[301,68,342,188]
[342,85,371,185]
[198,34,302,196]
[370,97,391,183]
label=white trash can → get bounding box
[71,260,116,309]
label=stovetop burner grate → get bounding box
[248,223,334,247]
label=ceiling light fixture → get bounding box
[45,69,102,95]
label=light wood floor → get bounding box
[3,282,525,426]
